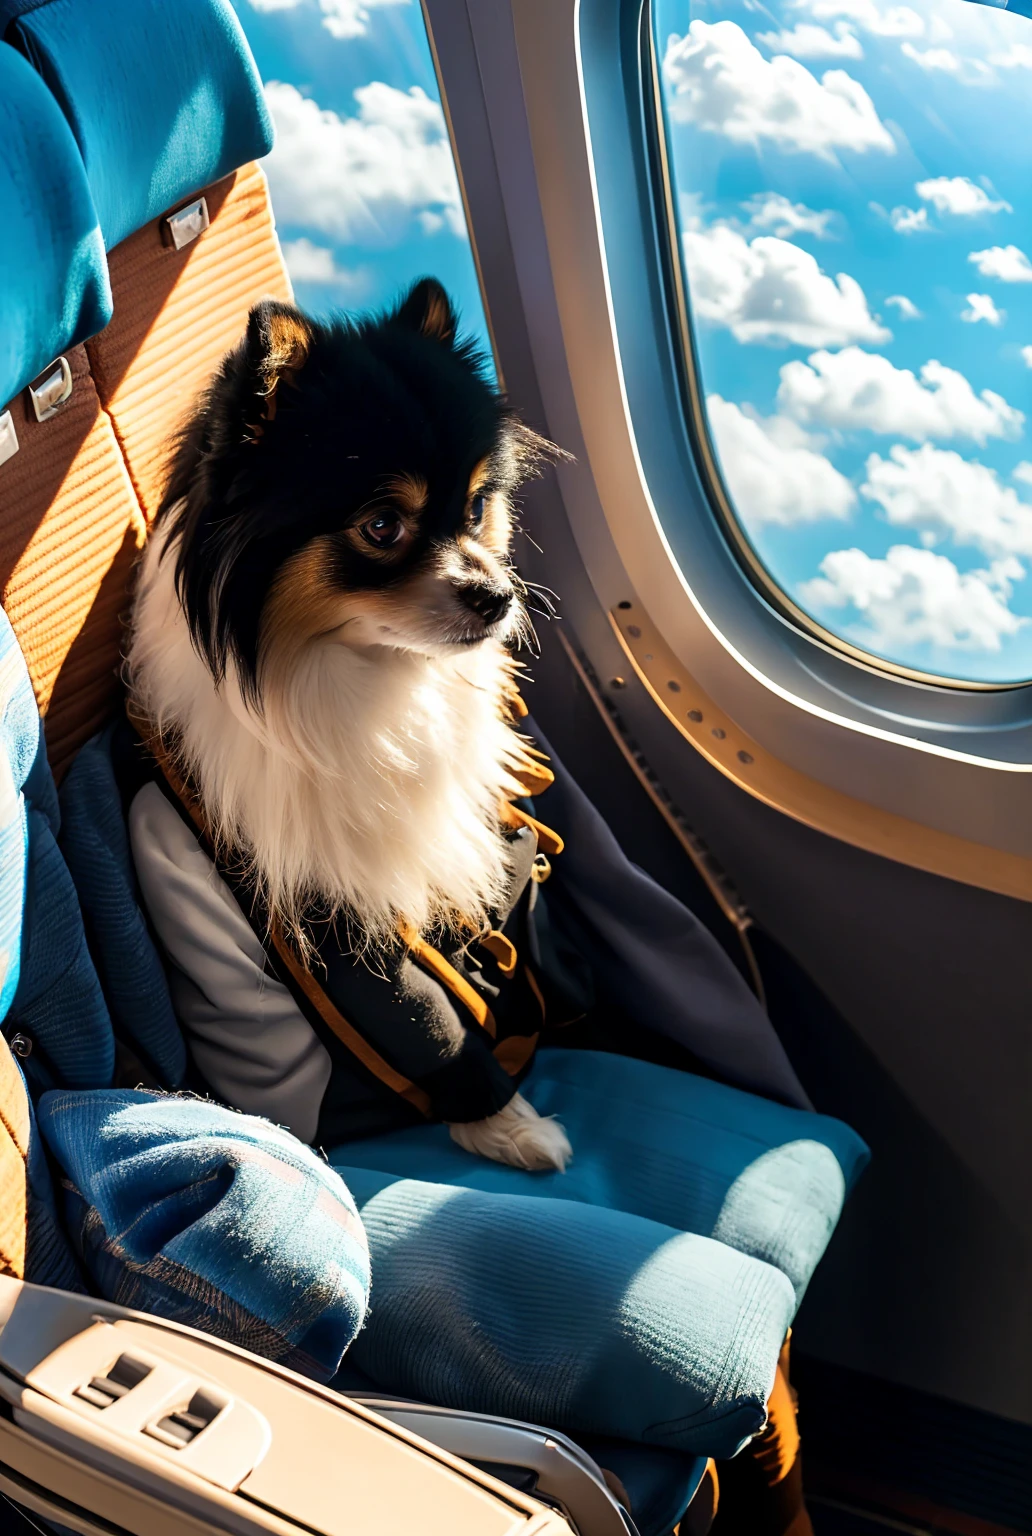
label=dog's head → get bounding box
[159,278,555,706]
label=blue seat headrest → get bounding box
[0,42,110,408]
[4,0,274,252]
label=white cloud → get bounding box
[1014,462,1032,486]
[885,293,921,319]
[247,0,410,38]
[801,544,1026,653]
[263,81,464,244]
[776,347,1023,444]
[1022,345,1032,368]
[756,23,863,59]
[707,395,856,526]
[741,192,836,238]
[962,293,1005,326]
[661,21,895,159]
[801,1,924,39]
[683,224,891,347]
[318,0,408,39]
[889,204,929,234]
[915,177,1011,217]
[281,238,363,289]
[968,245,1032,283]
[901,43,962,72]
[989,43,1032,69]
[861,443,1032,558]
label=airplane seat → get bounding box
[0,4,866,1531]
[0,37,135,779]
[5,0,291,523]
[0,0,289,786]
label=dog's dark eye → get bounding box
[469,494,486,531]
[361,512,405,549]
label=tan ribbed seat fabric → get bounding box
[87,162,292,522]
[0,347,146,778]
[0,1037,31,1278]
[0,165,289,777]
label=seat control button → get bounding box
[150,1410,208,1446]
[74,1353,151,1408]
[146,1386,225,1449]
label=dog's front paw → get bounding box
[449,1093,572,1172]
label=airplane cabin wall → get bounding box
[424,0,1032,1428]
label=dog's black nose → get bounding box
[460,584,512,626]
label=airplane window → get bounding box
[651,0,1032,685]
[228,0,492,360]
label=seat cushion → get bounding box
[332,1048,870,1306]
[7,0,273,250]
[332,1159,795,1460]
[38,1089,371,1383]
[0,42,109,406]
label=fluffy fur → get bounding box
[129,279,571,1172]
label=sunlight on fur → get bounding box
[130,520,536,951]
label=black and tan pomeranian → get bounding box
[128,278,575,1170]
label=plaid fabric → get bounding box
[38,1088,370,1381]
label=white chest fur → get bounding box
[128,525,529,947]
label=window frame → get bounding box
[423,0,1032,898]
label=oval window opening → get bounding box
[651,0,1032,687]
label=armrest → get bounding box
[349,1395,638,1536]
[0,1276,571,1536]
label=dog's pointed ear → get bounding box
[241,300,313,425]
[392,277,457,347]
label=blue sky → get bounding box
[233,0,1032,684]
[228,0,492,361]
[655,0,1032,682]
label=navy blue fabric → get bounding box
[9,0,274,250]
[0,41,110,406]
[0,612,114,1092]
[60,730,186,1088]
[13,810,115,1092]
[0,609,92,1289]
[39,1089,371,1382]
[529,720,811,1110]
[17,1055,85,1291]
[582,1441,709,1536]
[0,2,52,30]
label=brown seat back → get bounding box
[88,164,291,523]
[0,165,291,777]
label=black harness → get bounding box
[122,706,593,1144]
